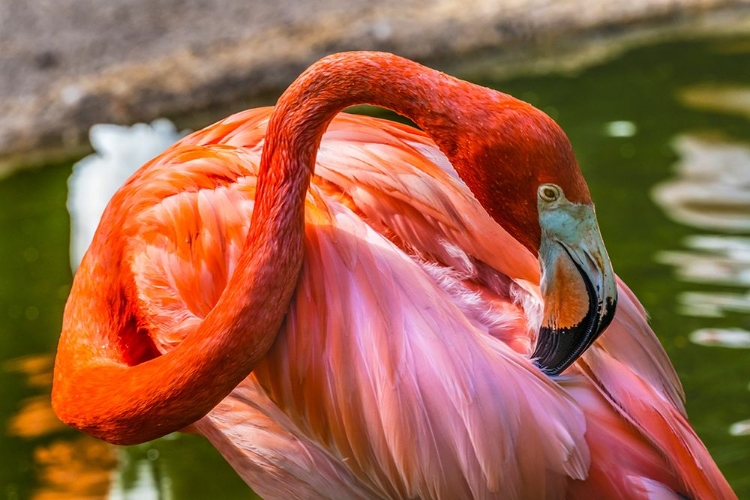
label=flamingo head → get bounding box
[449,96,618,376]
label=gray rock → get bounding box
[2,0,750,174]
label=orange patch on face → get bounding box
[543,254,590,329]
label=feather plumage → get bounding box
[108,107,733,498]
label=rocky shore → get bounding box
[2,0,750,174]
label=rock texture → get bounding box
[2,0,750,173]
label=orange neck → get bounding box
[52,52,521,445]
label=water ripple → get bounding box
[652,97,750,437]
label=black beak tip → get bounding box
[531,326,578,376]
[532,297,617,377]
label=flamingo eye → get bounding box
[539,184,562,202]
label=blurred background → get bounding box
[2,0,750,498]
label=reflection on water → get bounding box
[679,85,750,121]
[690,328,750,348]
[653,135,750,232]
[108,455,161,500]
[604,120,638,138]
[657,235,750,287]
[3,354,172,500]
[5,355,64,439]
[3,354,117,500]
[677,289,750,317]
[731,419,750,436]
[652,88,750,439]
[32,437,116,500]
[656,235,750,317]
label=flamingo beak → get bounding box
[531,195,618,376]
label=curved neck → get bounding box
[255,52,503,222]
[52,52,509,445]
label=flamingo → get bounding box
[52,52,736,499]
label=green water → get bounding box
[2,34,749,498]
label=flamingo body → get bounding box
[98,109,727,499]
[53,54,736,499]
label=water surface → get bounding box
[1,34,749,498]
